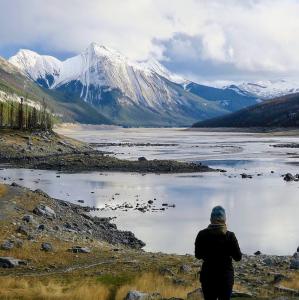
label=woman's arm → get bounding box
[230,232,242,261]
[195,232,204,259]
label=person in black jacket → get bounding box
[195,206,242,300]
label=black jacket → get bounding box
[195,225,242,277]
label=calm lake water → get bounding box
[1,127,299,255]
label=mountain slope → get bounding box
[222,80,299,100]
[9,43,259,127]
[0,56,112,125]
[184,82,259,111]
[192,93,299,128]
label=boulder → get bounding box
[37,224,46,231]
[22,215,34,223]
[41,242,53,252]
[241,173,253,179]
[33,204,56,219]
[0,240,14,250]
[0,257,27,268]
[138,157,147,162]
[283,173,299,182]
[179,264,192,273]
[17,225,29,236]
[124,290,161,300]
[290,256,299,270]
[263,257,278,266]
[254,251,261,256]
[68,246,91,253]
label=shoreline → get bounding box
[0,129,218,173]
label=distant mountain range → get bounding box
[2,42,298,127]
[192,93,299,128]
[224,80,299,100]
[6,42,262,127]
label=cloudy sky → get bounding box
[1,0,299,83]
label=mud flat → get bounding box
[0,129,217,173]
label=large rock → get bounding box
[41,242,53,252]
[68,246,91,253]
[17,225,29,236]
[22,215,34,223]
[290,259,299,269]
[0,257,27,268]
[0,240,14,250]
[179,264,192,273]
[124,291,161,300]
[263,257,279,266]
[283,173,299,182]
[33,204,56,219]
[138,157,147,162]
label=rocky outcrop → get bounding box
[11,184,145,250]
[0,257,27,268]
[33,204,56,219]
[283,173,299,182]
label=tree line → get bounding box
[0,97,53,131]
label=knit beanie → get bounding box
[210,206,226,223]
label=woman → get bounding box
[195,206,242,300]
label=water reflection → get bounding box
[0,165,298,255]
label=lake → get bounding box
[1,127,299,255]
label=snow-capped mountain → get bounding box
[10,43,187,108]
[9,49,61,88]
[8,42,261,126]
[223,80,299,100]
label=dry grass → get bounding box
[281,273,299,290]
[0,277,110,300]
[115,272,199,300]
[0,184,7,197]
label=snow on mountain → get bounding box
[224,80,299,100]
[9,43,188,109]
[10,42,277,126]
[9,49,61,88]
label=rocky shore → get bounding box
[0,183,145,255]
[0,129,216,173]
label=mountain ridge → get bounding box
[192,93,299,128]
[8,43,268,127]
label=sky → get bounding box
[1,0,299,83]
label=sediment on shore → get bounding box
[0,129,217,173]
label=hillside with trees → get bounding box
[192,93,299,128]
[0,56,112,125]
[0,98,53,131]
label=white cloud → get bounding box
[1,0,299,80]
